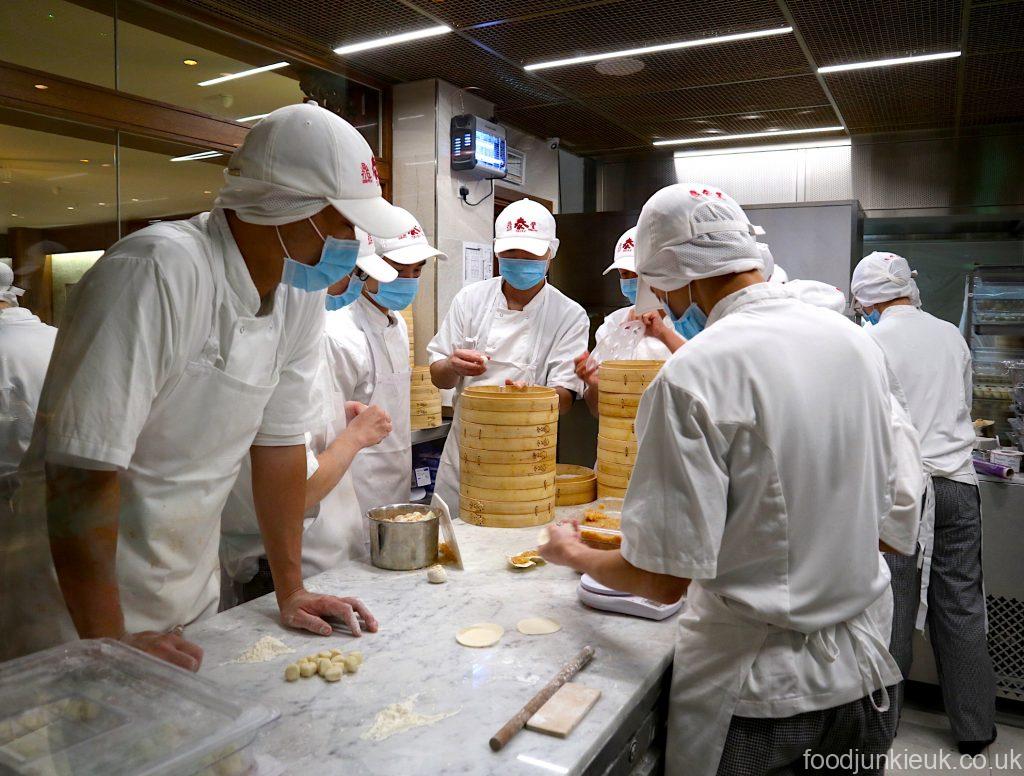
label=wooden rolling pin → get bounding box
[489,645,596,752]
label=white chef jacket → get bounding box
[325,296,409,405]
[868,305,976,482]
[0,308,57,480]
[622,284,907,720]
[595,306,673,361]
[3,209,323,655]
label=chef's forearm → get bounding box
[660,329,686,353]
[569,545,689,605]
[430,358,459,389]
[251,443,308,599]
[555,387,575,415]
[304,435,361,510]
[582,385,600,417]
[46,464,125,638]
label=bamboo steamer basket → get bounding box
[597,421,635,442]
[596,401,639,419]
[597,483,627,498]
[411,366,433,386]
[597,435,638,455]
[410,365,443,430]
[460,470,555,490]
[462,447,556,465]
[461,422,555,440]
[460,506,553,528]
[462,458,555,477]
[595,468,630,489]
[461,408,557,426]
[595,457,635,477]
[413,413,441,429]
[400,307,415,366]
[595,360,663,498]
[461,495,555,516]
[411,385,439,397]
[555,464,597,506]
[460,385,558,413]
[598,360,663,387]
[461,482,554,502]
[462,434,556,453]
[597,393,642,411]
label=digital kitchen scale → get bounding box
[577,574,684,621]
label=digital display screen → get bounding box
[474,129,506,171]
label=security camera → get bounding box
[547,137,560,150]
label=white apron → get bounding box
[350,302,412,513]
[433,281,551,516]
[1,220,284,658]
[667,584,898,776]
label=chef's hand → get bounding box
[278,588,379,638]
[574,352,599,391]
[449,349,488,377]
[348,404,392,448]
[538,522,584,568]
[121,630,203,672]
[345,401,367,424]
[641,311,685,353]
[505,379,528,390]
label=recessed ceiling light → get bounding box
[66,206,75,210]
[79,158,89,163]
[525,26,793,71]
[654,125,845,147]
[701,128,725,134]
[97,202,107,206]
[334,25,451,56]
[183,58,199,66]
[10,213,20,217]
[203,190,212,194]
[236,113,270,123]
[594,57,645,76]
[34,83,48,90]
[198,62,288,87]
[169,150,223,162]
[673,138,851,157]
[818,50,960,74]
[100,162,111,167]
[130,197,140,202]
[740,114,763,120]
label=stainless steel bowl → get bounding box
[366,503,439,571]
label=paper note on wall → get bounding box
[462,241,493,286]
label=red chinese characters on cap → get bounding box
[621,237,635,251]
[512,217,538,232]
[360,162,373,184]
[371,157,380,183]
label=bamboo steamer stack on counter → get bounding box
[459,386,558,527]
[410,366,442,430]
[596,360,664,497]
[399,306,415,367]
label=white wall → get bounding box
[500,128,560,211]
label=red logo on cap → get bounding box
[513,217,537,232]
[371,157,380,183]
[366,234,374,245]
[360,162,373,184]
[689,189,700,198]
[401,225,423,239]
[621,237,634,251]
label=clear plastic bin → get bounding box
[0,639,278,776]
[973,282,1024,323]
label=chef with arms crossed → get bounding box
[327,219,445,513]
[428,199,588,514]
[220,228,396,606]
[852,252,996,755]
[0,104,415,669]
[541,184,920,776]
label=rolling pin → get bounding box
[489,645,595,752]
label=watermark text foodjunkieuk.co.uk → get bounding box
[802,748,1022,773]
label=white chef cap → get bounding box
[851,252,920,306]
[786,279,847,314]
[757,243,774,282]
[633,183,764,313]
[769,264,789,284]
[0,263,25,306]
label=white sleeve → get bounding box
[620,378,731,579]
[962,342,973,416]
[40,256,179,470]
[324,322,373,405]
[259,294,324,438]
[879,394,923,554]
[428,291,466,365]
[543,303,589,396]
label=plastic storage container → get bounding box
[972,281,1024,324]
[0,639,278,776]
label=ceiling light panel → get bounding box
[644,106,840,142]
[334,25,451,55]
[197,61,288,86]
[653,125,845,147]
[818,50,960,74]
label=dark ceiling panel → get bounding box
[966,1,1024,54]
[469,0,789,66]
[346,34,565,109]
[403,0,616,29]
[786,0,963,67]
[823,57,958,132]
[495,102,645,152]
[641,105,841,143]
[960,52,1024,127]
[589,74,831,123]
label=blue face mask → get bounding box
[499,258,548,291]
[864,309,881,325]
[664,289,707,340]
[369,276,419,311]
[619,277,638,305]
[325,275,364,311]
[277,219,359,292]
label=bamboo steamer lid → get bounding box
[460,507,553,528]
[555,464,596,506]
[462,447,556,464]
[599,360,663,380]
[462,458,554,477]
[597,483,627,498]
[461,495,555,516]
[597,435,638,455]
[460,470,555,490]
[461,482,554,502]
[461,385,558,413]
[461,421,555,440]
[461,433,556,452]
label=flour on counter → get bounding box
[229,636,295,664]
[361,695,459,742]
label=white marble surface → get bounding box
[188,511,678,775]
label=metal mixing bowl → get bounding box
[366,503,439,571]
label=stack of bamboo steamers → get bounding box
[399,306,415,367]
[596,360,663,497]
[459,386,558,527]
[410,366,442,430]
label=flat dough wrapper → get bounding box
[516,617,561,636]
[456,624,505,648]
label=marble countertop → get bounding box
[188,509,678,775]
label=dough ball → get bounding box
[318,650,332,659]
[299,662,317,678]
[347,651,364,665]
[330,648,343,657]
[516,617,561,636]
[343,655,360,674]
[284,663,300,682]
[324,666,343,683]
[317,658,333,677]
[426,564,448,584]
[456,623,505,648]
[331,654,346,664]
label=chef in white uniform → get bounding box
[428,199,589,515]
[220,229,395,606]
[0,104,414,668]
[326,219,444,513]
[542,184,917,776]
[852,252,996,754]
[0,265,57,522]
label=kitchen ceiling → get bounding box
[149,0,1024,154]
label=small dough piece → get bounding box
[284,663,300,682]
[456,623,505,648]
[347,651,364,665]
[318,650,332,659]
[427,564,447,584]
[318,658,333,677]
[324,666,343,682]
[330,648,344,657]
[343,655,360,673]
[299,662,317,678]
[517,617,561,636]
[331,654,346,664]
